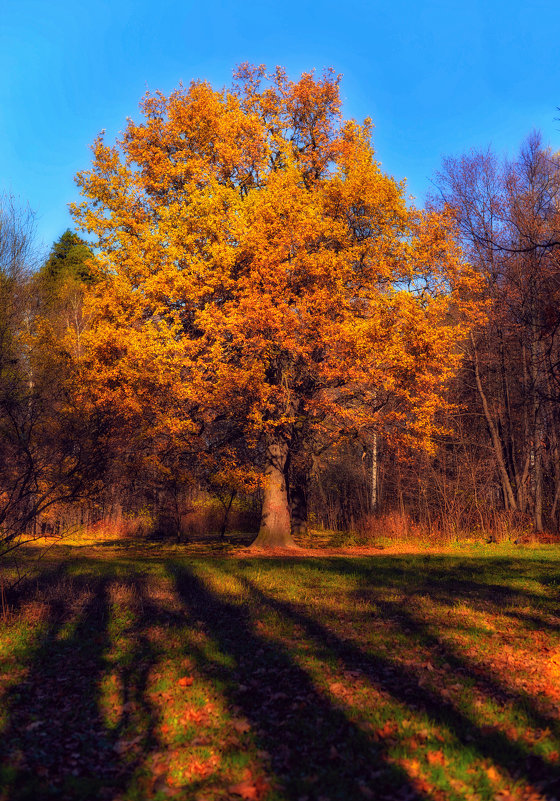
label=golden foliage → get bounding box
[71,65,481,465]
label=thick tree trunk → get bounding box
[252,440,297,549]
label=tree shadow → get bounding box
[228,559,560,798]
[347,555,560,637]
[0,558,70,617]
[0,569,159,800]
[298,554,560,633]
[169,560,432,801]
[2,552,557,800]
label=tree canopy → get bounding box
[72,65,480,548]
[41,229,94,286]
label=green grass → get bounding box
[0,544,559,800]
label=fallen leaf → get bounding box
[178,676,194,687]
[228,781,258,800]
[374,721,398,740]
[427,750,446,766]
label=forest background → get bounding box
[3,0,560,555]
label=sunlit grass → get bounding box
[0,545,559,799]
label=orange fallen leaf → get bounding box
[374,721,398,741]
[228,781,258,800]
[427,750,446,766]
[229,774,269,800]
[406,759,422,777]
[178,676,194,687]
[179,708,205,725]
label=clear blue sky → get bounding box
[2,0,560,256]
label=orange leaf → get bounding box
[178,676,194,687]
[427,750,446,766]
[228,781,258,800]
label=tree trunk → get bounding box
[371,433,378,512]
[252,440,296,549]
[289,471,309,538]
[471,335,518,511]
[530,294,544,532]
[533,440,544,532]
[549,416,560,527]
[288,444,313,538]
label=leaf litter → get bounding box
[0,548,559,800]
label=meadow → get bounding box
[0,543,559,801]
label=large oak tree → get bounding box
[72,65,479,548]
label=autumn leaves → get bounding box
[71,66,481,547]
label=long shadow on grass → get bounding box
[169,561,431,801]
[366,591,560,728]
[230,563,560,799]
[0,570,159,801]
[352,556,560,633]
[341,555,560,675]
[1,558,70,616]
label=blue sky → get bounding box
[2,0,560,256]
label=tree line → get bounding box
[1,67,559,556]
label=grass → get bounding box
[0,542,559,800]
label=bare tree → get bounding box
[432,134,560,531]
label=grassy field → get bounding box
[0,543,559,800]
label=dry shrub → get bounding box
[358,511,434,544]
[118,515,155,539]
[467,509,533,544]
[483,511,559,544]
[180,504,224,540]
[357,507,544,545]
[89,513,155,541]
[180,499,259,541]
[66,495,260,544]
